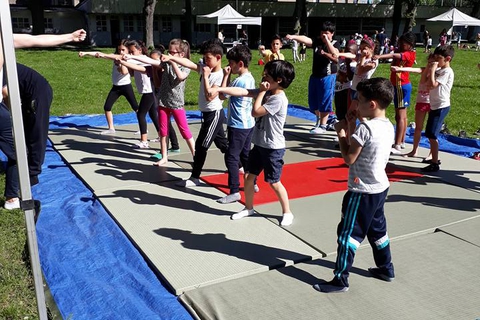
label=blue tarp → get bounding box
[2,107,479,319]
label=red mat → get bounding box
[201,158,423,205]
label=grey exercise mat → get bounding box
[436,216,480,247]
[180,231,480,320]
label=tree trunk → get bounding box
[403,1,417,34]
[293,0,308,35]
[144,0,158,49]
[184,0,193,46]
[391,0,403,45]
[28,0,45,35]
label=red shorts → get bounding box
[415,102,431,112]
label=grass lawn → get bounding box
[1,44,479,318]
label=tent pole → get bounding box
[0,1,48,319]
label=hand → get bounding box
[390,66,400,72]
[202,65,211,78]
[346,108,358,123]
[321,33,329,43]
[285,34,293,40]
[223,66,231,76]
[429,61,439,68]
[78,51,85,58]
[160,54,171,62]
[334,119,347,135]
[259,81,270,92]
[122,53,131,60]
[258,45,265,51]
[207,86,218,97]
[71,29,87,42]
[372,55,379,61]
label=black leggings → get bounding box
[136,92,159,135]
[103,84,138,112]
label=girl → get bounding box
[78,39,138,135]
[125,39,195,165]
[116,40,160,148]
[391,54,436,160]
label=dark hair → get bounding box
[263,60,295,89]
[434,45,455,60]
[150,49,163,57]
[321,21,336,33]
[200,38,224,56]
[399,31,416,47]
[154,44,166,54]
[356,78,394,109]
[271,34,282,42]
[125,39,148,55]
[360,37,375,50]
[114,39,130,54]
[226,44,252,67]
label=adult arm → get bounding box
[285,34,313,47]
[14,29,86,48]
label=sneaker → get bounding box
[216,192,241,204]
[231,208,255,220]
[176,178,201,188]
[310,126,327,134]
[100,128,116,135]
[168,148,181,153]
[239,167,245,174]
[133,141,150,149]
[421,163,440,172]
[400,142,406,149]
[368,267,395,282]
[280,212,294,226]
[134,130,147,135]
[150,137,160,142]
[422,158,441,165]
[4,198,20,210]
[254,184,260,193]
[390,145,402,155]
[150,152,163,160]
[313,278,349,293]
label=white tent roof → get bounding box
[197,4,262,26]
[427,8,480,27]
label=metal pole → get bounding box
[0,1,48,319]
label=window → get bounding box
[137,16,144,32]
[162,17,172,33]
[124,15,135,32]
[12,17,30,30]
[96,15,107,32]
[194,24,210,32]
[153,16,160,32]
[44,18,53,29]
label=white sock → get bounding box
[281,212,294,226]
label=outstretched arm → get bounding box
[14,29,86,48]
[123,54,161,67]
[78,51,101,58]
[161,55,199,72]
[390,66,422,74]
[286,34,313,47]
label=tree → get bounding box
[403,0,417,33]
[293,0,308,35]
[28,0,45,35]
[144,0,158,49]
[390,0,403,44]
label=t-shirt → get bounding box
[429,67,454,110]
[128,58,153,94]
[351,58,378,91]
[263,50,285,62]
[252,91,288,149]
[2,63,51,105]
[389,50,416,86]
[311,38,340,78]
[415,82,430,104]
[225,72,255,129]
[111,62,131,86]
[349,118,394,194]
[198,65,223,112]
[158,62,191,109]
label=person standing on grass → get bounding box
[258,34,285,62]
[211,60,296,226]
[286,21,340,135]
[1,29,86,210]
[79,39,139,135]
[315,78,395,293]
[421,45,455,173]
[374,31,416,154]
[124,39,196,166]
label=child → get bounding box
[390,54,436,159]
[314,78,395,293]
[258,34,284,62]
[163,38,228,187]
[214,45,257,204]
[299,42,307,62]
[212,60,296,226]
[286,21,340,134]
[374,32,417,154]
[291,39,299,63]
[79,39,139,135]
[422,45,455,172]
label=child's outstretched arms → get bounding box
[123,54,161,66]
[390,66,422,73]
[161,54,199,72]
[78,51,101,58]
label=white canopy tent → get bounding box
[197,4,262,26]
[427,8,480,35]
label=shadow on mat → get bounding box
[154,227,312,268]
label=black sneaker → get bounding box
[368,267,395,282]
[313,277,349,293]
[421,163,440,172]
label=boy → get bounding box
[216,45,257,204]
[211,60,296,226]
[422,45,455,172]
[315,78,395,293]
[374,32,416,154]
[162,38,228,187]
[259,34,284,62]
[286,21,340,134]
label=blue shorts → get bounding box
[247,146,285,184]
[308,74,335,113]
[393,83,412,109]
[425,107,450,139]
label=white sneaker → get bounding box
[280,212,294,226]
[150,137,160,142]
[100,129,116,135]
[134,130,148,135]
[176,178,201,188]
[390,145,402,155]
[239,167,245,174]
[231,208,255,220]
[133,141,150,149]
[216,192,241,204]
[4,198,20,210]
[310,126,326,134]
[254,184,260,193]
[400,142,406,149]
